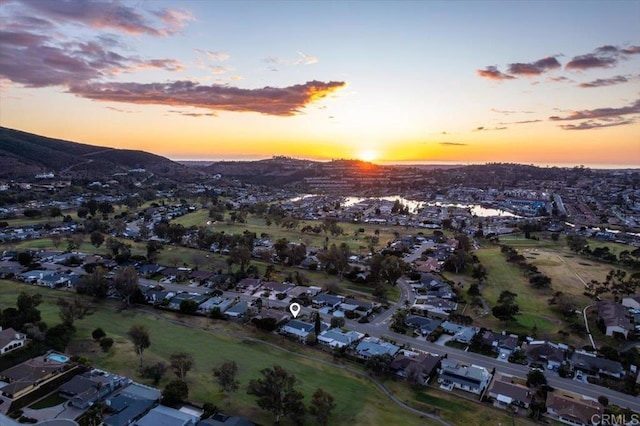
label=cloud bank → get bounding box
[70,80,347,116]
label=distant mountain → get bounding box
[0,127,190,179]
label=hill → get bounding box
[0,127,189,179]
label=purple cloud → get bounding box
[558,119,634,130]
[473,126,508,131]
[566,44,639,70]
[549,100,640,121]
[69,80,347,116]
[508,56,561,76]
[476,66,514,81]
[566,54,617,70]
[15,0,192,36]
[0,29,184,87]
[550,100,640,130]
[578,75,629,88]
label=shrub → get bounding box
[99,337,114,352]
[92,328,106,341]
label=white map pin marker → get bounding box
[289,303,301,318]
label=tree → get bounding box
[566,235,588,253]
[228,245,252,273]
[146,240,164,263]
[179,299,199,315]
[162,380,188,407]
[372,284,387,303]
[492,290,520,323]
[598,395,609,407]
[529,273,552,289]
[169,352,194,381]
[1,292,42,331]
[114,266,139,306]
[314,312,322,337]
[92,328,106,341]
[309,388,336,426]
[79,266,109,300]
[17,251,33,266]
[472,264,487,284]
[90,231,105,248]
[365,353,394,376]
[330,317,345,329]
[527,370,547,388]
[128,324,150,367]
[141,362,167,385]
[213,360,240,403]
[46,323,75,352]
[57,296,94,326]
[467,283,481,296]
[99,337,114,352]
[247,365,306,424]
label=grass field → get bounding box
[468,247,560,336]
[384,381,538,426]
[171,209,408,252]
[0,281,432,425]
[462,234,631,346]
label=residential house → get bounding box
[317,328,364,348]
[18,270,53,284]
[622,295,640,310]
[0,353,73,399]
[522,341,566,370]
[570,351,625,378]
[312,294,343,309]
[198,413,255,426]
[136,404,199,426]
[287,286,322,299]
[137,264,165,277]
[189,269,215,285]
[481,331,519,357]
[260,281,295,294]
[59,370,123,409]
[411,297,458,318]
[197,297,234,314]
[406,316,442,336]
[103,382,161,426]
[546,390,603,426]
[236,278,262,292]
[355,337,400,359]
[438,359,491,395]
[0,327,27,355]
[440,321,477,344]
[251,309,290,326]
[487,373,532,410]
[340,298,374,315]
[145,290,174,305]
[0,264,22,279]
[167,293,208,311]
[160,267,191,282]
[597,301,633,339]
[225,301,249,319]
[390,353,441,384]
[280,320,328,342]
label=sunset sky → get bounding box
[1,0,639,167]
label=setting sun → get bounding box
[358,149,379,163]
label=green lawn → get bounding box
[472,247,559,336]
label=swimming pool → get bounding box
[47,353,69,363]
